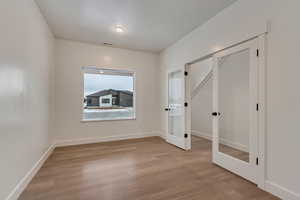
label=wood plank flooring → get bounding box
[219,143,249,163]
[19,137,280,200]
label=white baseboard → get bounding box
[191,130,212,140]
[265,181,300,200]
[191,130,248,152]
[159,131,167,140]
[55,131,162,147]
[5,144,55,200]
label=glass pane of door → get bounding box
[218,49,250,163]
[168,70,184,137]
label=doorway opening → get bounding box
[189,58,213,151]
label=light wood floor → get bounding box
[19,137,279,200]
[192,136,249,162]
[218,142,249,162]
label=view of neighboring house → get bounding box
[86,89,133,108]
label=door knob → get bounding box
[212,112,220,116]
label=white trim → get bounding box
[55,132,162,147]
[191,130,212,140]
[184,64,192,150]
[219,138,248,153]
[191,130,248,152]
[257,34,267,189]
[82,66,135,76]
[159,131,167,140]
[81,117,136,123]
[5,145,55,200]
[212,55,219,166]
[265,181,300,200]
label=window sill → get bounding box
[81,117,136,123]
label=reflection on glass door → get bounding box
[218,49,250,163]
[212,38,259,183]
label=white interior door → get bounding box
[212,39,259,183]
[166,68,188,150]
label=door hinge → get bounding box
[256,49,259,57]
[256,103,259,111]
[256,157,259,165]
[184,102,188,107]
[184,71,188,76]
[184,133,188,138]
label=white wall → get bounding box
[160,0,300,198]
[0,0,54,199]
[54,39,161,144]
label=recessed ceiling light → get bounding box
[115,25,125,33]
[99,70,104,74]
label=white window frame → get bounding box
[81,66,136,122]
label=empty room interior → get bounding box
[1,0,300,200]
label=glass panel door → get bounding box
[167,68,186,149]
[212,39,258,183]
[218,48,250,163]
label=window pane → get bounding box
[83,68,135,121]
[101,98,110,104]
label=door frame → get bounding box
[183,34,266,189]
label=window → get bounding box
[83,67,135,121]
[101,98,110,104]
